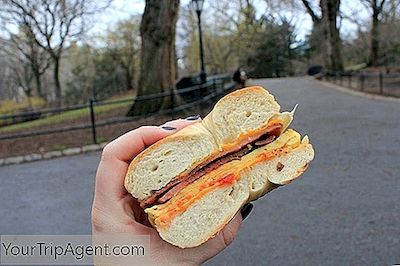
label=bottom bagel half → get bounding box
[145,129,314,248]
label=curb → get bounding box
[308,77,400,103]
[0,142,107,167]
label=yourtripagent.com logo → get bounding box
[0,235,150,265]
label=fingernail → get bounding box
[185,114,201,120]
[240,203,253,220]
[161,126,177,131]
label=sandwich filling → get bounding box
[146,129,304,228]
[140,120,283,208]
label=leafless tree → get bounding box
[0,0,109,106]
[1,26,50,99]
[361,0,386,66]
[0,47,20,101]
[301,0,344,72]
[105,16,141,91]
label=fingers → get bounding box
[217,212,243,247]
[94,117,201,204]
[214,212,243,247]
[192,204,254,262]
[193,212,243,262]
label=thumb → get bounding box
[102,116,201,163]
[160,116,202,130]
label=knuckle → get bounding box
[137,125,148,130]
[221,225,236,247]
[139,125,155,132]
[135,126,154,136]
[100,143,114,161]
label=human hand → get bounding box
[92,117,252,266]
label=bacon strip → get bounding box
[140,124,281,208]
[157,146,251,204]
[255,135,276,146]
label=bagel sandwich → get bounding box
[124,86,315,248]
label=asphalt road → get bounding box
[1,78,399,266]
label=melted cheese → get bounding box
[160,118,285,189]
[146,129,301,228]
[219,118,283,152]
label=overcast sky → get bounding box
[92,0,370,42]
[0,0,370,43]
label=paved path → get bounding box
[1,78,399,265]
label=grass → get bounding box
[0,97,46,115]
[0,95,134,133]
[53,144,68,151]
[96,136,108,143]
[345,63,367,72]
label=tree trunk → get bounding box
[53,57,62,106]
[127,0,180,116]
[321,0,343,72]
[369,0,380,66]
[34,72,43,99]
[309,21,329,68]
[302,0,343,72]
[125,68,133,90]
[32,68,44,99]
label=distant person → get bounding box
[233,67,247,88]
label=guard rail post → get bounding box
[89,98,97,144]
[360,73,365,91]
[348,74,352,88]
[170,89,175,120]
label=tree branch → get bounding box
[301,0,321,23]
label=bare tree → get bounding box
[127,0,180,116]
[180,1,237,74]
[0,38,36,104]
[105,16,141,91]
[8,59,34,100]
[361,0,386,66]
[2,26,51,99]
[180,0,268,75]
[301,0,344,72]
[0,43,20,101]
[0,0,109,106]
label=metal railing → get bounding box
[323,71,400,97]
[0,74,236,143]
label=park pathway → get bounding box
[1,78,399,266]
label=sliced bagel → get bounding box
[145,131,314,248]
[125,86,292,201]
[123,86,315,248]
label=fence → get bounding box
[0,74,236,144]
[323,71,400,97]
